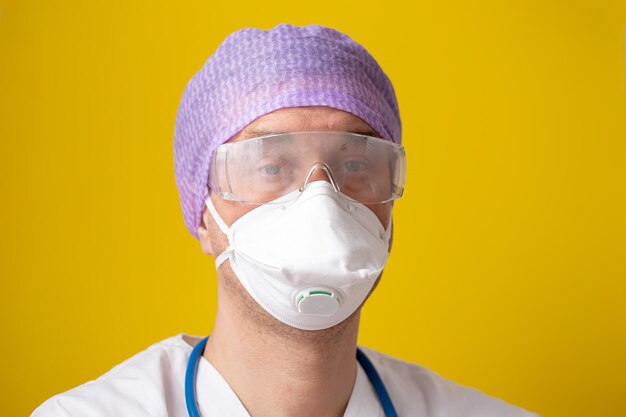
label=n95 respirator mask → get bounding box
[205,181,392,330]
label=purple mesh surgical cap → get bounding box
[174,24,401,239]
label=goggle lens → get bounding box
[209,131,406,204]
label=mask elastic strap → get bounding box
[204,194,233,268]
[204,194,230,235]
[214,250,232,268]
[385,204,393,241]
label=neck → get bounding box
[203,277,360,417]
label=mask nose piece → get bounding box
[295,287,341,316]
[299,162,340,193]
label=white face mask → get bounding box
[205,181,392,330]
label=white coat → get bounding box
[32,334,539,417]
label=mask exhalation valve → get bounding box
[295,287,340,316]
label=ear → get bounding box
[197,206,215,256]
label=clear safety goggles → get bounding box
[208,131,407,205]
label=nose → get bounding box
[300,162,339,192]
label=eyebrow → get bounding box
[241,129,279,139]
[241,128,380,139]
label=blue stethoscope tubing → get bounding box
[185,336,398,417]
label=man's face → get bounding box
[204,106,392,230]
[197,105,393,335]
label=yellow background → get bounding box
[2,1,625,416]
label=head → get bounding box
[174,24,402,335]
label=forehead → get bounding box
[230,106,379,143]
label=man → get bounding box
[33,24,538,417]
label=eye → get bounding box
[255,159,294,181]
[261,164,281,175]
[344,160,367,172]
